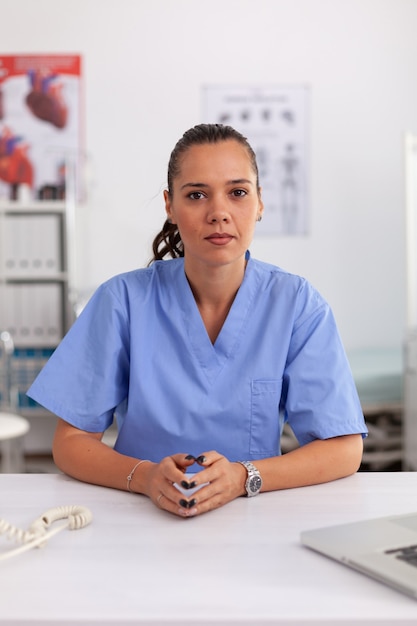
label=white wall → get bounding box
[2,0,417,351]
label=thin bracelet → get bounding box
[127,460,151,492]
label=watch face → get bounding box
[249,475,262,493]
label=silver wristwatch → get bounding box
[238,461,262,497]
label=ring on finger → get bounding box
[157,493,164,505]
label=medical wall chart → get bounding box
[203,85,309,236]
[0,54,82,202]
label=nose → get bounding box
[209,215,229,223]
[206,191,232,224]
[207,204,230,224]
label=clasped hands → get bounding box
[144,451,246,518]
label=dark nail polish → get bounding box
[189,481,197,489]
[188,498,197,508]
[196,455,206,464]
[179,499,189,508]
[181,480,191,489]
[185,454,196,461]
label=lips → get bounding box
[205,232,234,245]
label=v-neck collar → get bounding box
[174,253,261,384]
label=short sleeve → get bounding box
[27,281,130,432]
[282,283,366,444]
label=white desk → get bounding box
[2,473,417,625]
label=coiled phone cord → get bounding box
[0,505,93,561]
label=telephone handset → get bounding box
[0,505,93,561]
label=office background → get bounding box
[2,0,417,353]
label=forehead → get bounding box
[176,140,255,183]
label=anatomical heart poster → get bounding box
[0,54,82,202]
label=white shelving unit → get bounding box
[0,199,75,451]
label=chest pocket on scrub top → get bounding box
[250,379,282,456]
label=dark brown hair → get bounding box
[149,123,259,263]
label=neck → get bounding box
[184,256,246,306]
[184,256,247,343]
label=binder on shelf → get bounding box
[2,282,63,348]
[0,344,55,411]
[2,214,62,277]
[11,347,55,410]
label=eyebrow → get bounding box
[180,179,254,190]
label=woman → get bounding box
[28,124,367,518]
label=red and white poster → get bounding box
[0,54,82,201]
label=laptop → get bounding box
[300,511,417,599]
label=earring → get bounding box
[257,215,262,222]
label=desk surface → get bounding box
[2,472,417,625]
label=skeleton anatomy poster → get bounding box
[203,85,309,236]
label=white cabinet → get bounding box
[0,202,73,347]
[0,201,74,443]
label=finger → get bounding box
[171,487,222,517]
[184,480,236,515]
[157,455,195,488]
[183,480,218,506]
[167,453,199,473]
[152,452,230,517]
[194,450,223,467]
[154,485,198,518]
[156,492,165,508]
[181,462,243,511]
[187,451,223,487]
[161,454,204,493]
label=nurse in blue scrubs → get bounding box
[28,124,367,518]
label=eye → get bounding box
[188,191,206,200]
[231,189,247,198]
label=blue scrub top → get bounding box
[27,254,367,463]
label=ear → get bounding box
[257,188,264,221]
[164,189,173,223]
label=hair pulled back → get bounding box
[149,123,259,263]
